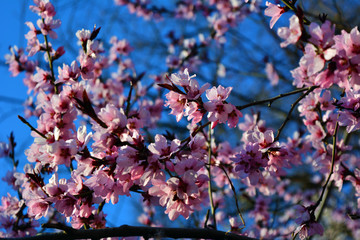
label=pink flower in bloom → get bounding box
[227,104,242,128]
[148,134,180,158]
[76,29,91,46]
[204,101,233,124]
[148,171,202,220]
[306,121,326,149]
[292,205,324,239]
[184,101,204,124]
[264,1,285,29]
[337,90,360,132]
[183,76,210,100]
[76,125,93,151]
[109,37,133,63]
[278,15,302,48]
[205,85,232,102]
[265,62,279,86]
[238,113,266,132]
[232,142,268,185]
[333,27,360,90]
[243,126,274,149]
[33,67,53,92]
[5,46,36,77]
[79,53,95,80]
[0,142,10,158]
[214,18,229,37]
[169,68,195,87]
[57,61,80,83]
[25,22,41,56]
[30,0,56,18]
[36,17,61,39]
[0,194,22,217]
[165,69,210,123]
[308,20,336,61]
[46,138,77,167]
[97,104,127,133]
[204,86,235,125]
[165,91,187,122]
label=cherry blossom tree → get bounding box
[2,0,360,239]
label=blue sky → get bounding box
[0,2,31,181]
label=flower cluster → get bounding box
[3,0,360,239]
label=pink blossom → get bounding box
[30,0,56,18]
[148,134,180,158]
[308,20,336,61]
[76,29,91,46]
[232,142,267,185]
[0,194,22,217]
[184,101,204,124]
[243,126,274,149]
[57,61,80,83]
[337,90,360,132]
[214,18,229,37]
[5,46,36,77]
[204,101,233,124]
[165,91,187,122]
[97,104,127,133]
[109,37,133,63]
[295,221,324,240]
[149,171,202,220]
[238,113,266,132]
[278,15,302,48]
[0,142,10,158]
[79,54,95,80]
[265,62,279,86]
[25,22,41,56]
[306,121,326,149]
[205,85,232,102]
[36,17,61,39]
[226,104,242,128]
[169,68,196,87]
[175,4,195,20]
[333,27,360,90]
[264,1,285,29]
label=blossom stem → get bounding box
[311,120,339,213]
[219,165,245,228]
[42,18,58,94]
[281,0,310,25]
[97,200,106,214]
[207,123,217,229]
[125,80,134,117]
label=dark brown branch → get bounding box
[1,225,259,240]
[236,86,316,111]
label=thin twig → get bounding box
[18,115,47,139]
[42,18,58,94]
[236,86,316,111]
[274,86,317,141]
[311,120,339,213]
[207,123,217,229]
[219,165,245,228]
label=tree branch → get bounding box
[2,225,259,240]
